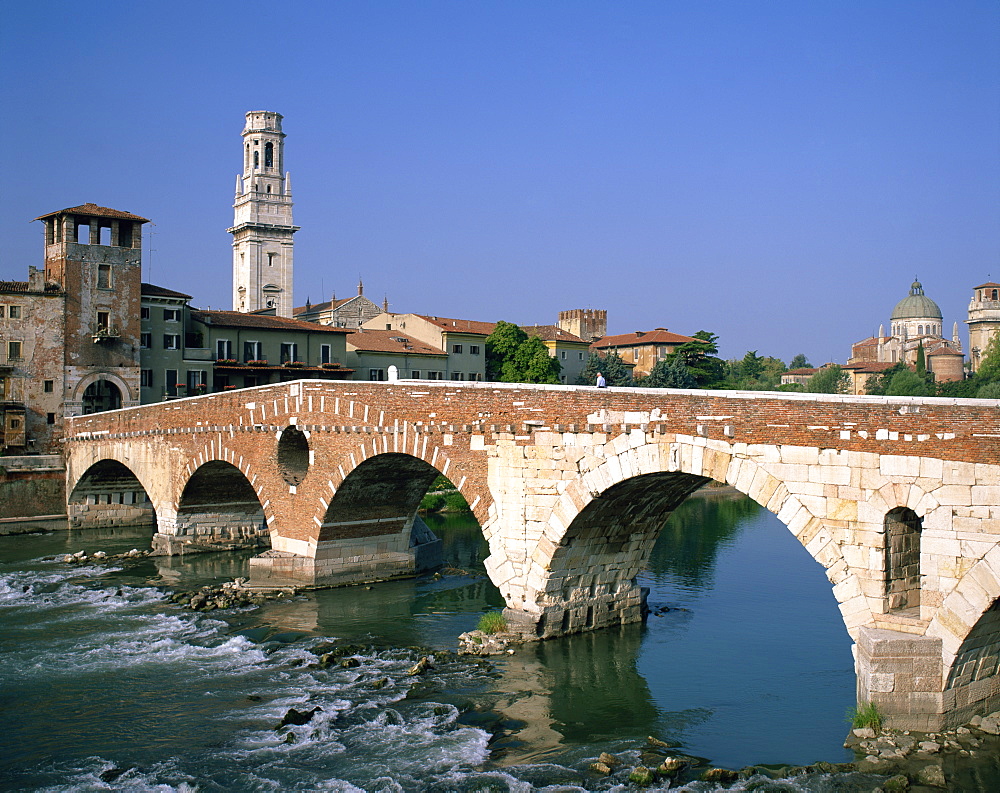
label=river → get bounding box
[0,488,994,790]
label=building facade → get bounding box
[966,281,1000,373]
[230,111,297,317]
[363,313,491,380]
[590,328,700,378]
[294,281,385,329]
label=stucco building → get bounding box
[590,328,701,378]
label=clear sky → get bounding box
[2,1,997,363]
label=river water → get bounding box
[0,489,989,791]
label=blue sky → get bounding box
[2,1,997,363]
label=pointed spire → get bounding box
[383,296,389,312]
[879,324,885,339]
[305,297,311,311]
[358,277,364,296]
[235,174,244,196]
[284,171,292,196]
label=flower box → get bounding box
[246,360,269,366]
[216,358,238,365]
[321,362,341,369]
[283,361,306,368]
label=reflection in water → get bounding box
[647,485,759,587]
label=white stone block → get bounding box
[879,455,921,478]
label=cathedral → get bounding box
[848,279,964,383]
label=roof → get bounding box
[190,309,352,333]
[142,283,192,300]
[784,368,819,376]
[926,346,964,357]
[521,324,587,343]
[293,297,356,316]
[415,315,497,336]
[34,203,150,223]
[346,329,446,355]
[841,361,903,373]
[891,280,942,321]
[975,282,1000,290]
[0,280,29,293]
[593,328,700,349]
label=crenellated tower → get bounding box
[229,111,298,317]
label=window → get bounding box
[264,141,274,168]
[8,305,21,319]
[0,306,4,318]
[7,341,22,361]
[140,370,153,387]
[579,352,584,360]
[47,412,56,425]
[451,372,463,380]
[187,370,207,391]
[411,370,420,379]
[165,369,178,397]
[43,380,53,393]
[469,345,480,355]
[140,306,150,320]
[97,264,111,289]
[560,350,566,359]
[280,342,298,364]
[96,311,110,331]
[452,344,463,354]
[140,333,151,349]
[163,334,180,350]
[320,344,331,364]
[163,308,180,322]
[369,369,385,381]
[244,341,263,362]
[216,339,233,360]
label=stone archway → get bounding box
[156,460,268,554]
[71,372,135,415]
[67,458,156,529]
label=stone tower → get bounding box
[966,282,1000,372]
[229,111,298,317]
[34,203,149,415]
[558,308,607,342]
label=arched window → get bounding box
[253,151,259,169]
[885,507,922,611]
[266,185,271,193]
[264,142,274,168]
[993,289,998,301]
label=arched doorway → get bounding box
[82,380,122,414]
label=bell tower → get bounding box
[229,111,298,317]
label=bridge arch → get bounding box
[67,458,156,530]
[169,460,268,552]
[504,438,872,638]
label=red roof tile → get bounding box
[191,309,352,333]
[142,282,192,300]
[0,281,29,293]
[415,315,497,336]
[346,329,446,355]
[34,203,150,223]
[593,328,700,349]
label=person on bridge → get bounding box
[596,372,607,388]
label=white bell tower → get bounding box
[229,111,298,317]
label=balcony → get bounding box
[92,326,121,343]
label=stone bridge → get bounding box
[64,380,1000,730]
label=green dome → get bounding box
[891,280,942,320]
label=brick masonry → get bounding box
[64,379,1000,728]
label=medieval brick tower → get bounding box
[230,111,298,318]
[35,203,148,417]
[558,308,607,342]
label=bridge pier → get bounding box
[248,514,442,588]
[856,626,947,731]
[502,582,648,639]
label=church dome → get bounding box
[891,280,942,320]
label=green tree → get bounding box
[885,369,930,396]
[864,362,909,396]
[669,331,725,387]
[805,364,849,394]
[513,335,561,384]
[485,321,529,381]
[577,352,633,386]
[645,355,696,388]
[789,353,811,369]
[976,381,1000,399]
[976,332,1000,383]
[740,350,763,381]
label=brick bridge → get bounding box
[64,380,1000,729]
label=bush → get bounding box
[477,611,507,634]
[443,491,470,511]
[420,492,446,512]
[847,701,883,732]
[976,380,1000,399]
